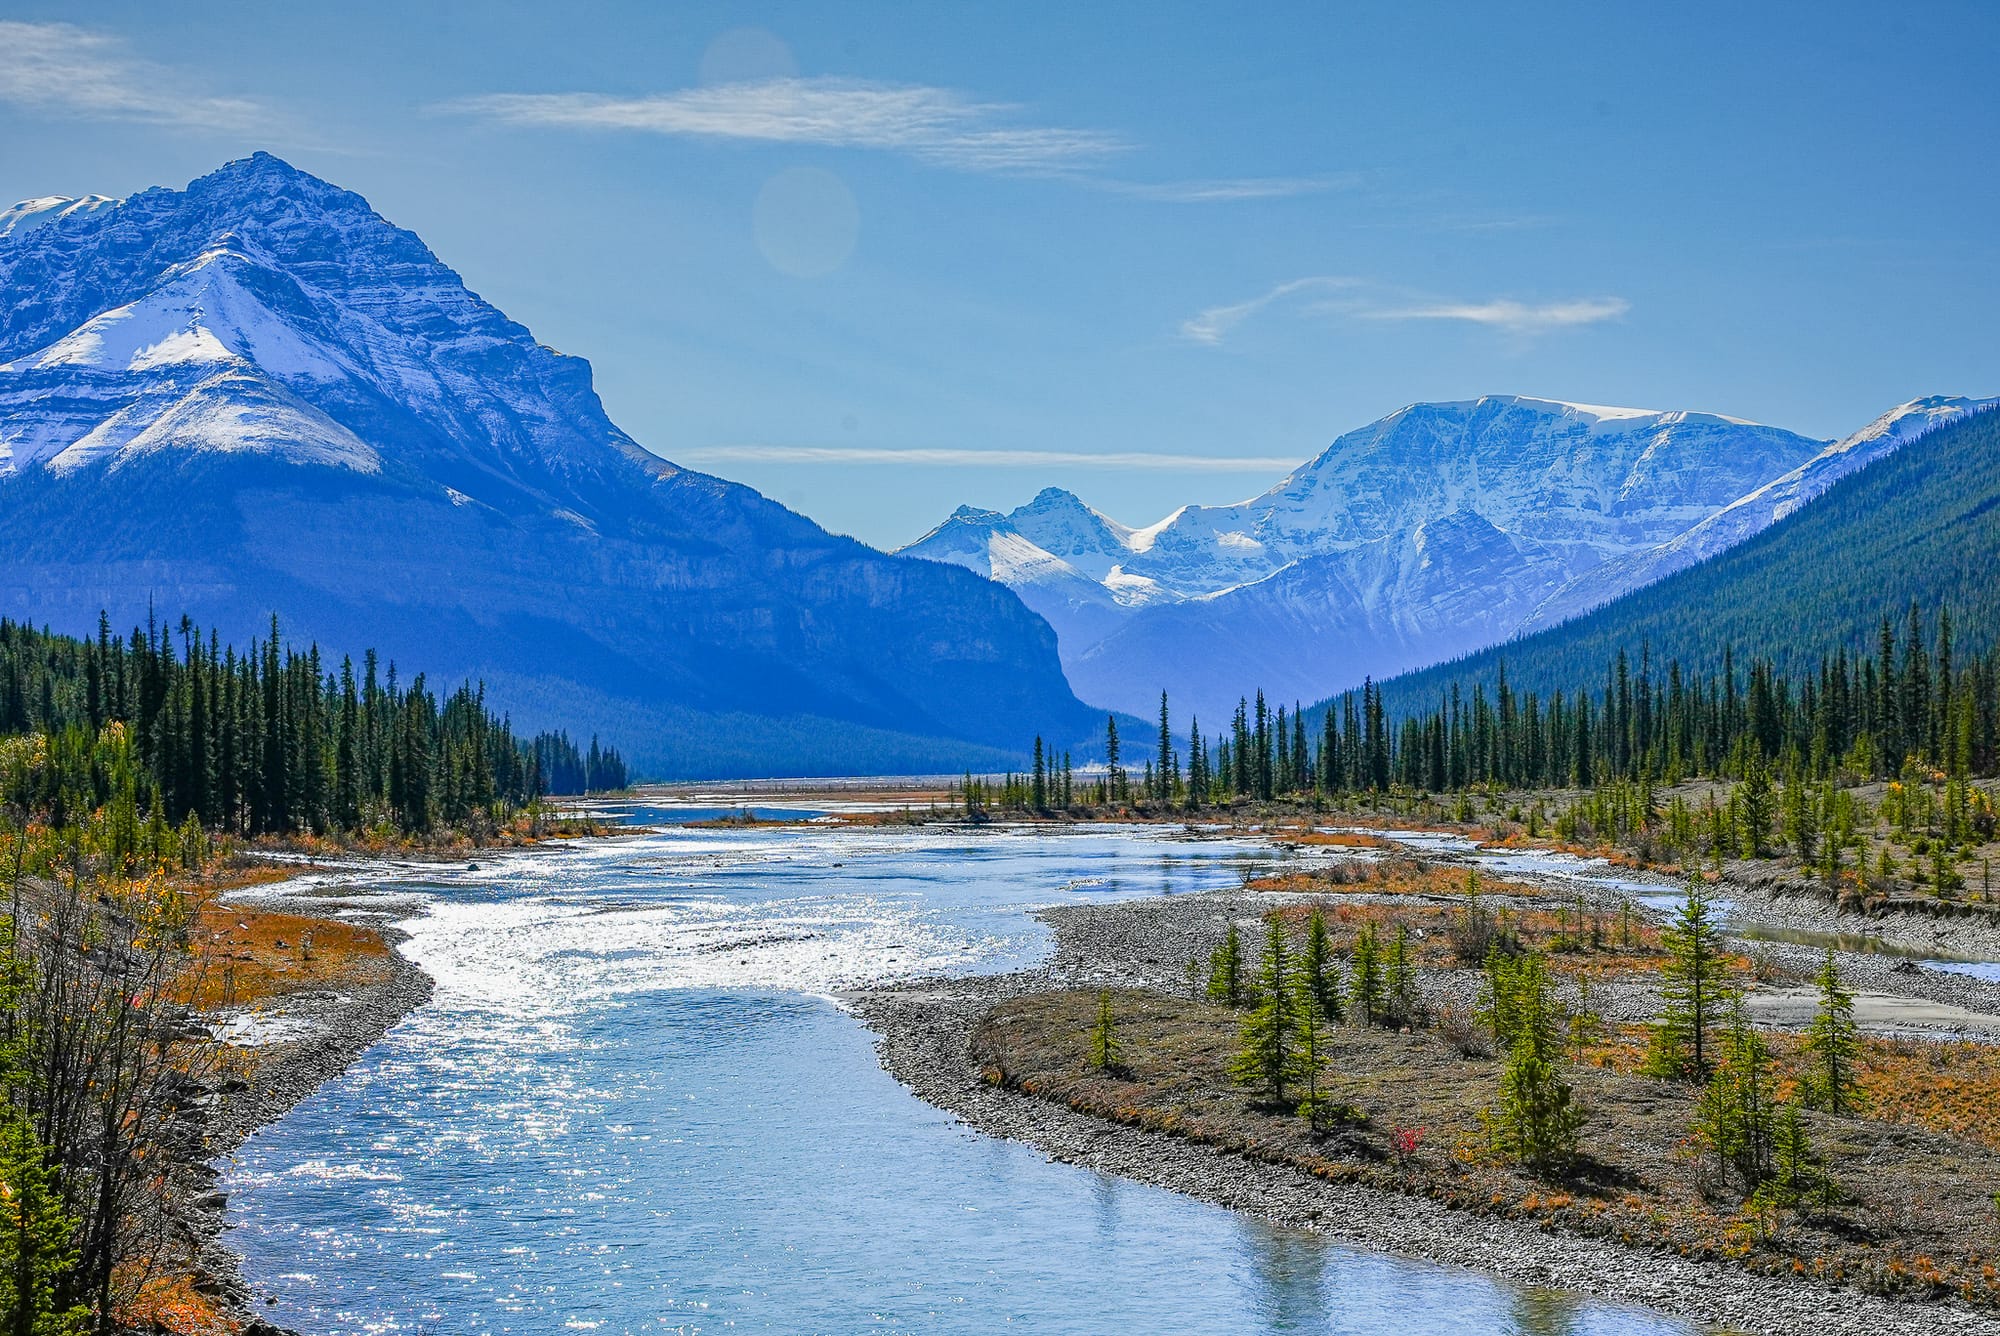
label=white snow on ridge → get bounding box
[1521,394,2000,634]
[5,250,354,382]
[0,195,119,239]
[43,366,381,476]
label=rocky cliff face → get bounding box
[0,154,1097,776]
[903,396,1829,718]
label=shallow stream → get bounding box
[224,821,1698,1335]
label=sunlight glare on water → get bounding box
[223,824,1697,1335]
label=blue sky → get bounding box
[2,1,1996,547]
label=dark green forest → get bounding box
[1002,602,2000,811]
[0,613,627,840]
[1372,405,2000,719]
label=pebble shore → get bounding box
[855,873,2000,1336]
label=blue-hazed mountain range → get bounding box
[0,154,1099,777]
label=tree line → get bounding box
[999,604,1998,813]
[0,613,629,842]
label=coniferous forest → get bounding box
[0,613,628,843]
[1003,604,1999,810]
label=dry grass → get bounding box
[183,900,396,1011]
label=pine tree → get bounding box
[1088,990,1121,1072]
[1801,947,1863,1115]
[1299,908,1343,1022]
[1229,919,1303,1106]
[1643,878,1733,1081]
[1207,924,1246,1007]
[1484,950,1582,1175]
[1348,923,1384,1026]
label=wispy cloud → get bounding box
[0,22,265,132]
[1181,277,1629,344]
[681,444,1302,472]
[1103,175,1355,204]
[1364,297,1630,333]
[440,77,1127,175]
[1179,276,1364,345]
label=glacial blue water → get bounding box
[222,823,1697,1335]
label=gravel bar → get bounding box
[853,880,2000,1336]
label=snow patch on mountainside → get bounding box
[1522,395,2000,633]
[0,195,119,239]
[903,394,1832,718]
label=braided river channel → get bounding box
[221,816,1699,1335]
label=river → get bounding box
[222,819,1698,1335]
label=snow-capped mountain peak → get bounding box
[0,153,1098,775]
[902,393,1835,718]
[0,153,676,497]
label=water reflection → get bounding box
[1242,1226,1328,1331]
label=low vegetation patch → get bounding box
[979,878,2000,1310]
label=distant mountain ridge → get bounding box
[902,395,1837,720]
[1365,401,2000,719]
[1521,394,2000,632]
[0,154,1099,777]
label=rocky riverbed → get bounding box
[855,873,2000,1336]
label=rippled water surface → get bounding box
[225,822,1697,1335]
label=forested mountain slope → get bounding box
[1367,404,2000,718]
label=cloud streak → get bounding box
[1102,175,1355,203]
[1179,276,1363,345]
[1182,277,1630,344]
[681,444,1302,472]
[1364,297,1631,332]
[442,77,1127,175]
[0,22,265,132]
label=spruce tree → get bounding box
[1229,919,1302,1106]
[0,918,85,1336]
[1348,923,1384,1026]
[1207,923,1246,1007]
[1385,924,1419,1026]
[1738,757,1774,856]
[1801,947,1862,1115]
[1089,990,1121,1072]
[1643,878,1733,1081]
[1299,908,1343,1022]
[1694,1003,1777,1193]
[1293,980,1337,1133]
[1753,1103,1838,1227]
[1484,950,1582,1175]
